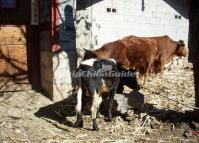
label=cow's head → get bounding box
[176,40,188,57]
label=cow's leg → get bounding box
[160,60,165,78]
[74,86,83,128]
[146,60,153,76]
[142,66,147,85]
[91,90,100,131]
[144,59,154,85]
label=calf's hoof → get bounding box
[134,82,141,90]
[136,85,141,90]
[92,119,99,131]
[92,126,99,131]
[74,119,83,128]
[104,117,112,122]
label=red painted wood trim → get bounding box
[50,0,61,52]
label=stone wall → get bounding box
[40,0,77,101]
[52,0,77,101]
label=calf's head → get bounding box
[83,49,97,60]
[175,40,188,57]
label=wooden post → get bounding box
[190,0,199,108]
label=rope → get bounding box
[143,87,199,110]
[76,48,85,52]
[164,57,182,70]
[53,0,65,24]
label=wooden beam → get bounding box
[190,0,199,108]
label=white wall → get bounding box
[40,0,78,101]
[42,0,189,100]
[90,0,189,49]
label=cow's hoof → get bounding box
[74,120,83,128]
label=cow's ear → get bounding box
[179,40,184,43]
[177,40,185,47]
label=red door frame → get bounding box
[50,0,60,52]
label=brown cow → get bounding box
[123,35,188,75]
[83,35,188,88]
[84,39,158,85]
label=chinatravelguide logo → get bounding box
[102,65,113,71]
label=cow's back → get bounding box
[123,38,158,75]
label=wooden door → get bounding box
[0,25,27,80]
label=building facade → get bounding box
[0,0,190,101]
[42,0,190,101]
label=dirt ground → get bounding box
[0,68,199,143]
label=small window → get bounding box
[112,8,117,13]
[107,8,111,12]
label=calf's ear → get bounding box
[83,48,94,55]
[94,61,102,69]
[83,48,92,52]
[83,49,97,59]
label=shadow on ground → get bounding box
[34,95,77,127]
[35,91,199,130]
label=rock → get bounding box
[15,129,22,133]
[183,130,192,138]
[150,119,160,129]
[113,91,145,114]
[125,116,135,122]
[189,121,199,130]
[100,90,144,115]
[7,111,22,120]
[0,121,6,127]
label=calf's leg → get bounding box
[91,90,100,131]
[96,96,102,118]
[74,87,83,128]
[107,89,116,121]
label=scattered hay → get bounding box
[0,68,199,142]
